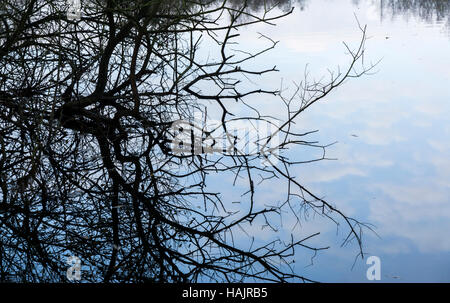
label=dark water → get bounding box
[229,0,450,282]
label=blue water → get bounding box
[216,0,450,282]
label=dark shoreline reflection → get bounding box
[225,0,450,27]
[226,0,306,12]
[364,0,450,25]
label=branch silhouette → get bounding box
[0,0,373,282]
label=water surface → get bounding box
[235,0,450,282]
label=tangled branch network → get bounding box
[0,0,377,282]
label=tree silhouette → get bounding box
[0,0,374,282]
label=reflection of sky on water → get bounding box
[206,0,450,282]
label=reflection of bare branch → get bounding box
[0,0,373,282]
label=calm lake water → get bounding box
[225,0,450,282]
